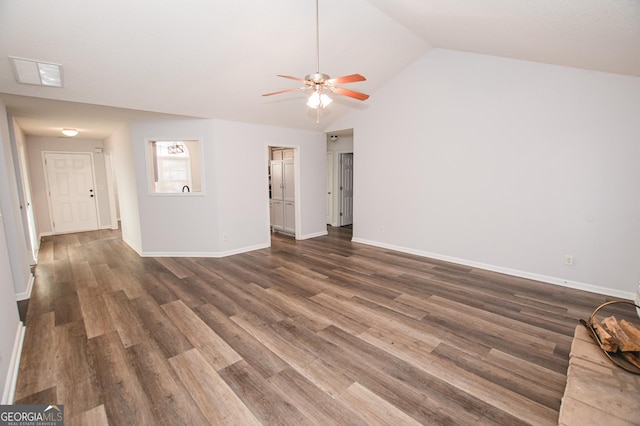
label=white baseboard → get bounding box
[15,273,34,301]
[298,230,328,240]
[122,237,143,257]
[2,322,25,404]
[352,238,635,300]
[141,242,271,258]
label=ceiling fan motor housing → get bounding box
[306,73,331,84]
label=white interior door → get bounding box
[16,137,38,263]
[44,152,99,234]
[340,153,354,226]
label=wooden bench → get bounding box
[559,325,640,425]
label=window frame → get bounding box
[145,138,205,196]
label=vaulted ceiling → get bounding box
[1,0,638,138]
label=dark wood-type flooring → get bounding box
[15,226,618,425]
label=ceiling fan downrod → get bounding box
[315,0,320,74]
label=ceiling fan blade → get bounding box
[262,87,305,97]
[326,74,366,85]
[330,86,370,101]
[277,75,309,84]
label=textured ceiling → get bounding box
[0,0,638,138]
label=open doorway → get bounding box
[268,146,296,238]
[326,130,354,228]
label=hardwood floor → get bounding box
[15,226,616,425]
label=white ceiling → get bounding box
[1,0,638,138]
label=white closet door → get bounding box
[283,159,295,202]
[284,201,295,234]
[272,200,284,230]
[271,161,283,200]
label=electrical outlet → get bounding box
[564,255,574,266]
[379,226,384,233]
[223,233,228,241]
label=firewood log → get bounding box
[621,352,640,369]
[619,319,640,349]
[601,316,640,352]
[593,318,619,352]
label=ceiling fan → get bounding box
[262,0,369,122]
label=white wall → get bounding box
[213,119,327,252]
[105,124,141,252]
[24,136,112,235]
[0,205,23,403]
[130,119,218,255]
[331,49,640,298]
[0,100,25,403]
[129,118,326,256]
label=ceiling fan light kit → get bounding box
[307,91,332,109]
[263,0,369,122]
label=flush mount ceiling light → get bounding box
[9,56,64,87]
[61,128,78,137]
[263,0,369,123]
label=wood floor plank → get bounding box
[133,270,181,306]
[162,299,242,371]
[267,367,368,426]
[54,320,102,417]
[67,404,109,426]
[262,284,367,334]
[129,295,193,358]
[159,275,215,309]
[434,343,563,411]
[15,312,56,399]
[155,257,194,279]
[102,290,147,348]
[127,341,210,425]
[110,267,146,299]
[169,349,262,426]
[76,286,116,339]
[197,276,287,325]
[486,348,567,393]
[195,303,288,378]
[319,324,541,425]
[340,382,423,426]
[88,332,159,425]
[69,260,96,286]
[218,360,310,425]
[13,386,58,406]
[16,226,616,425]
[52,279,82,326]
[89,263,120,293]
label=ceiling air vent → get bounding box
[9,56,64,87]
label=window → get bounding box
[148,140,202,194]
